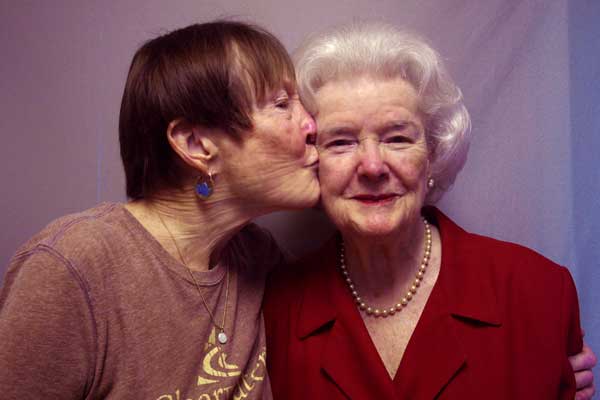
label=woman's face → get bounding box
[219,86,320,213]
[314,76,430,238]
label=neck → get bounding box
[126,184,257,272]
[342,216,426,300]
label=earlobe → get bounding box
[166,119,219,173]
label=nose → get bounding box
[356,139,388,179]
[298,104,319,164]
[299,105,317,144]
[302,115,316,135]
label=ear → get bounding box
[166,119,220,174]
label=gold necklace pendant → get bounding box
[154,207,230,343]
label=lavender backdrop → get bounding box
[1,0,598,381]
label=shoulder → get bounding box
[7,203,135,285]
[0,206,114,337]
[432,207,568,280]
[432,207,578,312]
[14,203,126,258]
[265,236,335,308]
[435,209,577,321]
[227,223,286,276]
[464,231,582,354]
[433,208,582,345]
[0,207,105,397]
[467,232,576,305]
[460,228,568,282]
[237,223,282,257]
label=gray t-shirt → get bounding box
[0,203,281,399]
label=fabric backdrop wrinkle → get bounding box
[569,0,600,353]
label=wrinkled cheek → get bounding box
[318,159,353,188]
[322,195,352,229]
[232,153,296,192]
[283,130,309,159]
[260,161,302,184]
[318,164,354,225]
[397,152,429,185]
[257,144,302,173]
[318,184,338,215]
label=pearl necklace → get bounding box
[339,218,432,318]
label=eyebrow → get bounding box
[376,120,420,135]
[319,125,358,137]
[319,119,420,137]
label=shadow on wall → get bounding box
[255,208,335,260]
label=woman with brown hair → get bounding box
[0,20,317,399]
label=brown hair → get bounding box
[119,20,295,199]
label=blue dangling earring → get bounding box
[195,172,215,199]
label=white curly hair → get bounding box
[294,21,471,203]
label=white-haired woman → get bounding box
[264,22,595,399]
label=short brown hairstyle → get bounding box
[119,20,295,200]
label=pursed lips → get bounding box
[304,160,319,169]
[304,149,319,168]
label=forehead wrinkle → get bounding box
[376,120,419,134]
[317,76,421,109]
[319,108,422,139]
[318,125,359,137]
[317,92,420,122]
[315,76,425,140]
[378,112,424,129]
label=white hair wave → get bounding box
[294,21,471,203]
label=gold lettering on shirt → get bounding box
[249,352,266,383]
[155,328,267,400]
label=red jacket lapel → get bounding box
[392,208,503,398]
[297,238,397,399]
[292,208,505,399]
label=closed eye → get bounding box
[384,135,413,144]
[272,90,293,110]
[379,121,421,139]
[325,139,357,148]
[275,98,290,109]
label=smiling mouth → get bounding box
[352,194,397,204]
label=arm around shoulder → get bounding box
[560,267,583,357]
[559,266,584,399]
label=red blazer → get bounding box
[263,208,582,399]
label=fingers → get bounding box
[569,343,598,372]
[574,370,594,389]
[574,385,595,400]
[570,341,597,399]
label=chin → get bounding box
[278,183,320,210]
[343,213,401,238]
[352,225,397,239]
[295,186,321,209]
[295,172,320,206]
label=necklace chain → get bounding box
[339,218,432,318]
[154,208,230,343]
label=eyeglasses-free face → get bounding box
[315,120,423,159]
[313,76,431,238]
[212,86,320,214]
